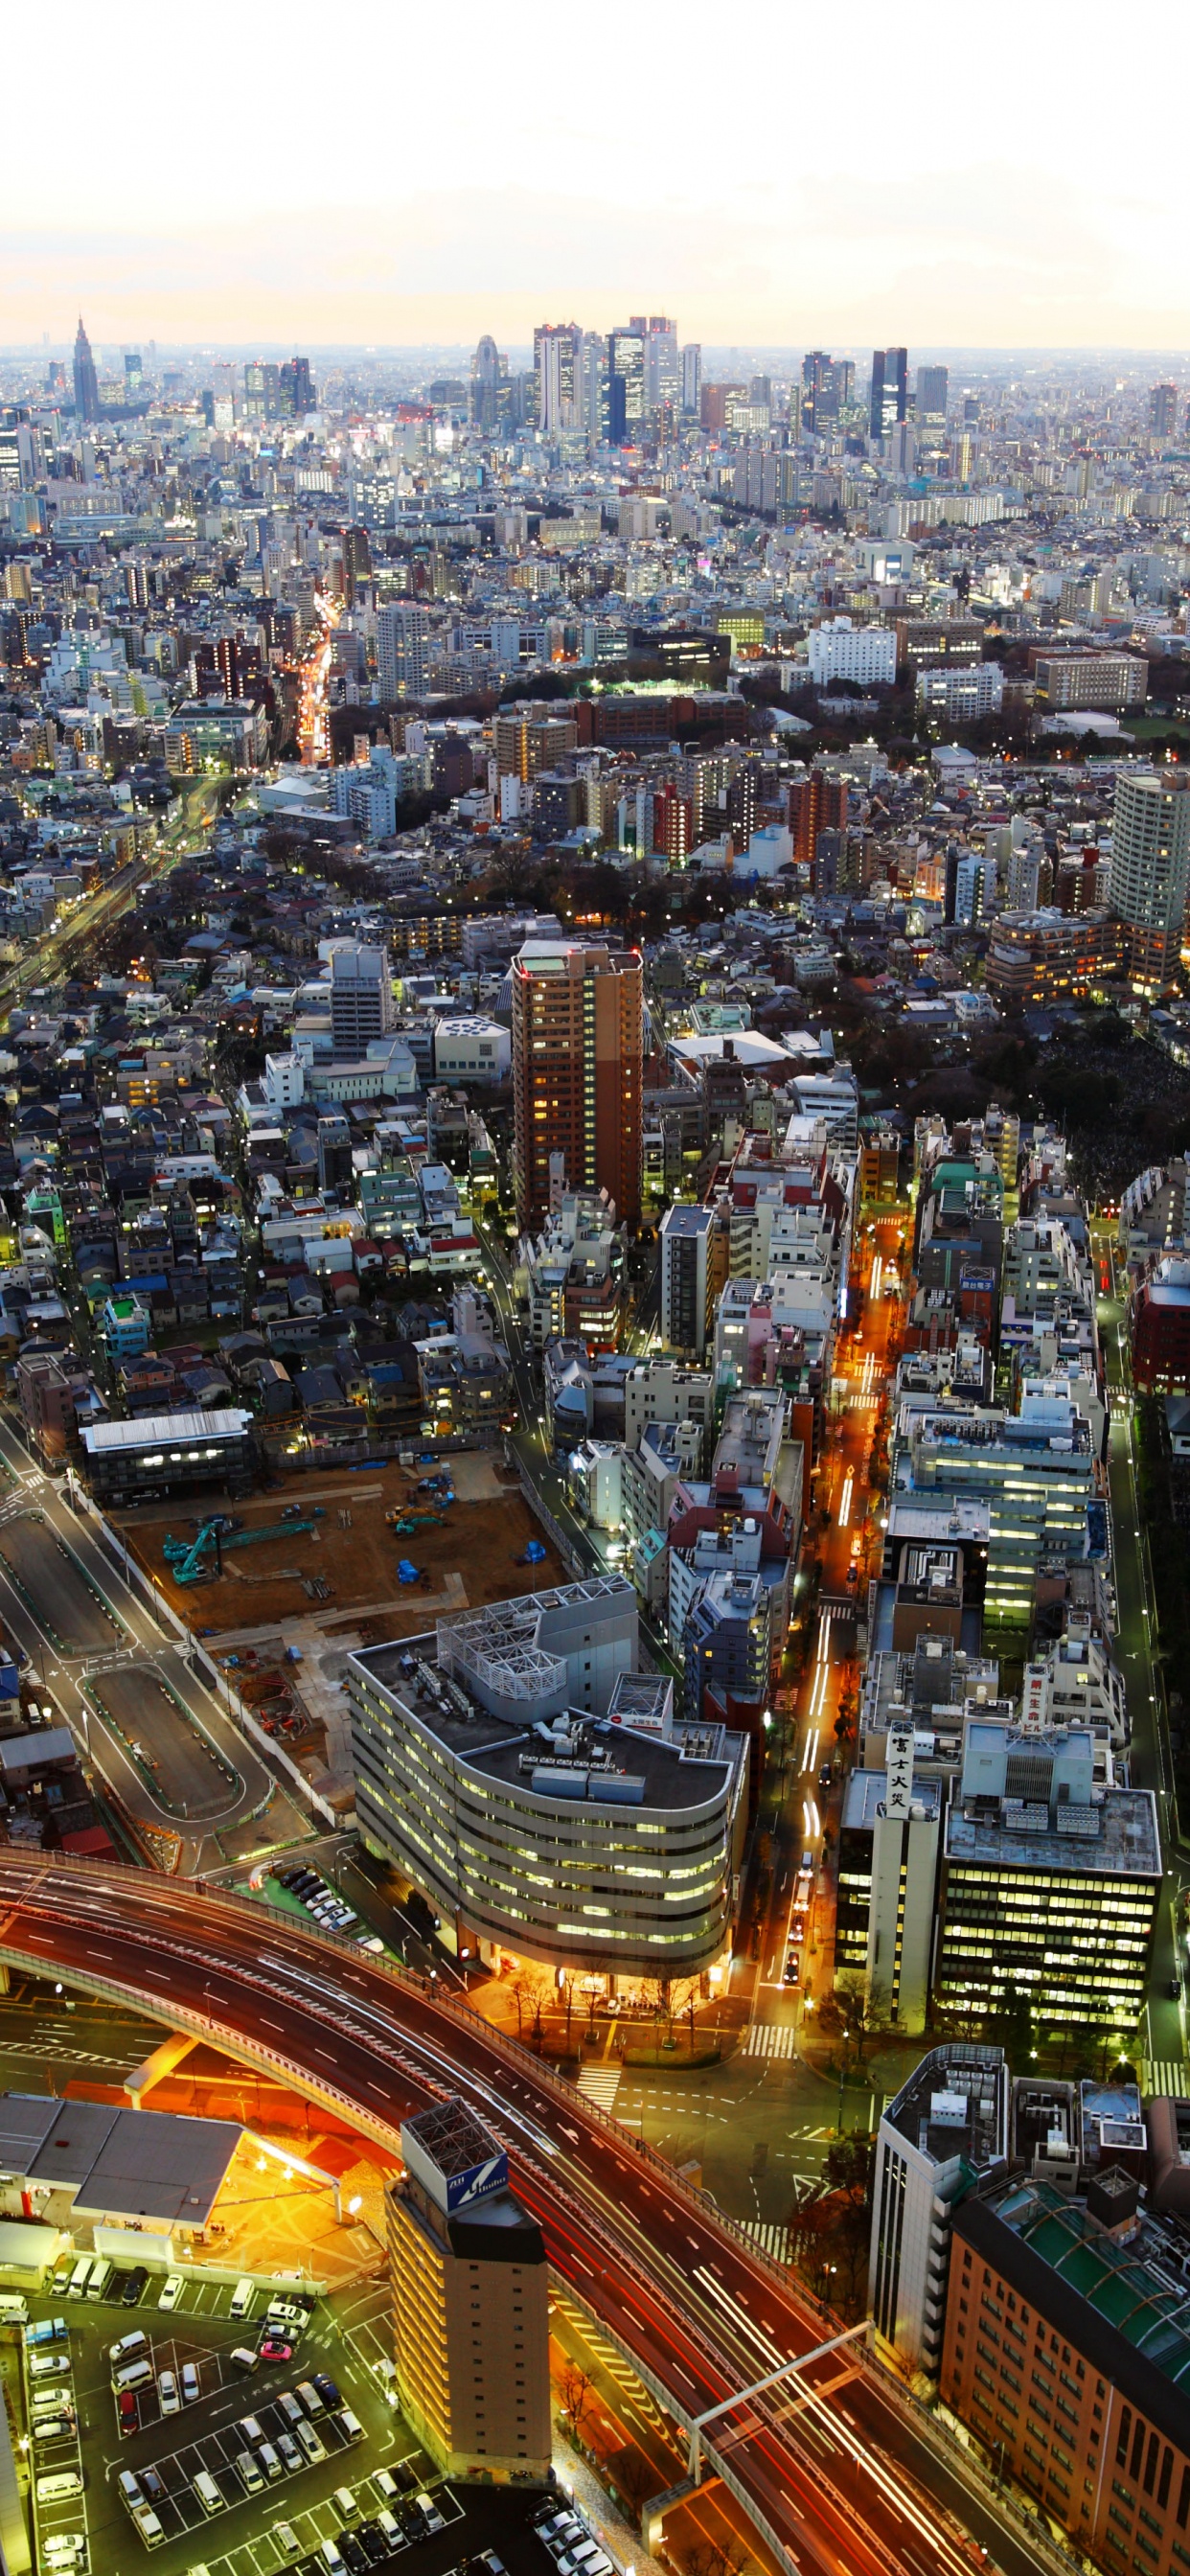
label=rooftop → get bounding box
[946,1784,1160,1877]
[882,2041,1008,2176]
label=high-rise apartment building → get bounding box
[1150,381,1179,438]
[388,2097,551,2481]
[533,323,580,434]
[681,343,702,415]
[378,605,432,701]
[1109,767,1190,989]
[915,364,949,421]
[329,942,395,1055]
[659,1204,721,1357]
[789,768,849,875]
[511,938,642,1227]
[73,318,100,425]
[870,346,907,441]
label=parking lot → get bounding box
[24,2265,423,2576]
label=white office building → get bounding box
[329,943,395,1054]
[870,2045,1009,2379]
[807,618,898,689]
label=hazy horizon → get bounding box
[7,0,1190,352]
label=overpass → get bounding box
[0,1856,1072,2576]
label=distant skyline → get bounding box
[6,0,1190,352]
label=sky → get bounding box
[6,0,1190,354]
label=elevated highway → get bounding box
[0,1857,1067,2576]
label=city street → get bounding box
[1091,1220,1189,2081]
[0,1415,304,1873]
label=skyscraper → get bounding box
[916,363,949,421]
[870,346,907,442]
[512,938,643,1227]
[802,350,851,432]
[1150,382,1178,439]
[605,326,646,446]
[73,318,100,425]
[533,324,579,434]
[279,356,314,417]
[681,343,702,415]
[1109,768,1190,990]
[470,334,506,430]
[642,316,679,417]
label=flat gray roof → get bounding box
[1,2095,240,2225]
[80,1410,251,1453]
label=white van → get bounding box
[66,2258,92,2298]
[113,2358,153,2396]
[193,2468,222,2515]
[336,2407,364,2445]
[236,2450,264,2494]
[318,2544,346,2576]
[229,2276,255,2318]
[86,2260,113,2301]
[35,2471,83,2503]
[0,2292,28,2324]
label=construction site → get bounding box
[113,1456,567,1807]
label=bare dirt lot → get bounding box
[120,1459,567,1643]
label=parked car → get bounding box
[122,2266,148,2307]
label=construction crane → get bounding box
[162,1517,319,1584]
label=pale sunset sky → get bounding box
[4,0,1189,352]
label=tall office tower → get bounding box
[533,323,580,434]
[72,318,100,424]
[329,943,395,1054]
[1109,768,1190,990]
[801,349,839,431]
[605,326,646,445]
[512,938,643,1228]
[643,316,680,417]
[378,604,431,700]
[681,343,702,415]
[1150,382,1178,438]
[341,524,371,593]
[470,334,506,430]
[916,363,949,421]
[279,355,314,416]
[124,353,143,392]
[869,346,907,441]
[388,2099,550,2482]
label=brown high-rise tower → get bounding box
[512,938,642,1229]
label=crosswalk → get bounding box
[744,2221,792,2263]
[1142,2059,1190,2099]
[577,2063,623,2112]
[743,2024,797,2058]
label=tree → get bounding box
[559,2361,593,2444]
